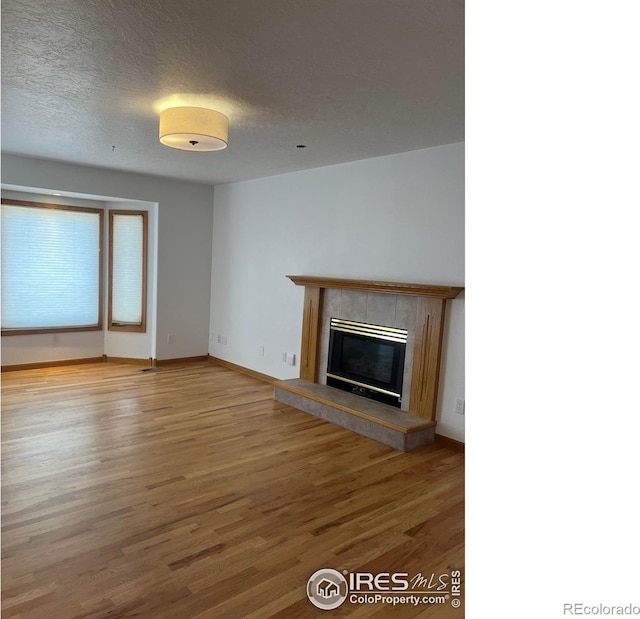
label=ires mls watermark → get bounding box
[307,567,463,611]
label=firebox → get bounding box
[326,318,407,408]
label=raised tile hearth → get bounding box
[274,379,436,451]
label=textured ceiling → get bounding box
[1,0,464,186]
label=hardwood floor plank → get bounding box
[2,362,464,618]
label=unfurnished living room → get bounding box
[1,1,464,617]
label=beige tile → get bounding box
[366,292,397,327]
[395,295,418,332]
[322,289,342,318]
[340,290,367,323]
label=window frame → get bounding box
[1,198,104,336]
[108,209,148,333]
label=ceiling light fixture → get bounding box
[159,106,228,151]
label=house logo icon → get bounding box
[317,578,340,598]
[307,568,348,610]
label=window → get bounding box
[1,199,103,335]
[108,210,147,332]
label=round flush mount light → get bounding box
[159,106,228,151]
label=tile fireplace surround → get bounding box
[274,276,463,450]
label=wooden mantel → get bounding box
[286,275,464,299]
[287,275,464,422]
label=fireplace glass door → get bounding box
[326,318,407,407]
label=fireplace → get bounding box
[274,276,463,450]
[326,318,407,408]
[285,275,463,422]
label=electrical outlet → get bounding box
[217,335,222,344]
[455,398,465,415]
[286,352,296,366]
[258,345,265,356]
[167,334,174,344]
[281,352,287,363]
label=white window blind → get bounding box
[1,203,102,331]
[110,212,145,328]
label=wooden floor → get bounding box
[1,362,464,618]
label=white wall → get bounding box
[1,155,214,362]
[210,142,465,441]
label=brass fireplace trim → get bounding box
[326,373,402,399]
[329,318,408,343]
